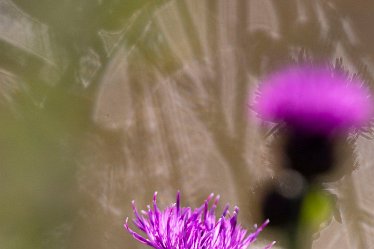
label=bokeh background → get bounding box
[1,0,374,248]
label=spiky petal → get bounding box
[125,192,273,249]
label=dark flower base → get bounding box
[284,131,335,180]
[261,170,306,227]
[262,189,303,227]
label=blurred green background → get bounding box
[0,1,166,248]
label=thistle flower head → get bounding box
[253,65,373,135]
[125,192,274,249]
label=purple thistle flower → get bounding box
[253,65,373,134]
[125,192,274,249]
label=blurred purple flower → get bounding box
[253,65,373,134]
[125,192,274,249]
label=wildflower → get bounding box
[125,192,274,249]
[254,65,373,135]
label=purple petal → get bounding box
[124,192,273,249]
[253,65,373,134]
